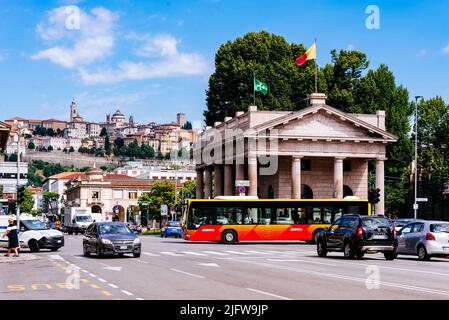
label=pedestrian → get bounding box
[2,217,20,257]
[112,213,119,222]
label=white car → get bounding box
[0,215,64,252]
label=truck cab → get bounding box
[64,208,93,235]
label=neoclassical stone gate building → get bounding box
[195,93,397,215]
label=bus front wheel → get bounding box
[222,230,237,244]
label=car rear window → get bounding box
[362,217,392,228]
[430,224,449,233]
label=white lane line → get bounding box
[143,252,160,257]
[266,258,336,266]
[121,290,134,296]
[108,283,119,289]
[89,273,97,278]
[170,268,205,279]
[133,259,149,264]
[49,254,64,261]
[184,251,208,256]
[98,278,107,283]
[245,250,270,255]
[246,288,292,300]
[202,251,229,256]
[136,298,144,301]
[224,250,251,255]
[82,270,89,273]
[160,252,184,256]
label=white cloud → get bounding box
[347,44,355,51]
[79,33,210,85]
[416,49,427,57]
[443,44,449,55]
[32,6,117,68]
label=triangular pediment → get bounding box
[252,105,397,142]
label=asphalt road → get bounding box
[2,234,449,300]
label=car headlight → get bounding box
[133,238,141,245]
[101,239,112,245]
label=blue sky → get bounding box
[0,0,449,126]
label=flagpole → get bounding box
[314,37,318,93]
[253,73,256,105]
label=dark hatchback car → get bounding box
[83,222,141,258]
[316,214,398,260]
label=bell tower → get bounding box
[70,101,78,122]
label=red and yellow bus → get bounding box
[182,197,371,244]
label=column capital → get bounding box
[292,156,303,162]
[334,157,345,162]
[375,157,387,162]
[248,154,258,163]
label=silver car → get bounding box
[396,220,449,261]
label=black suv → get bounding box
[316,214,398,260]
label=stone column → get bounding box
[375,158,385,215]
[204,167,212,199]
[248,155,258,196]
[292,156,302,199]
[235,163,245,195]
[195,168,204,199]
[334,157,344,199]
[224,164,233,196]
[214,164,223,197]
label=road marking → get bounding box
[80,278,90,283]
[133,259,149,264]
[184,251,208,256]
[102,290,113,296]
[161,252,184,256]
[121,290,134,296]
[108,283,119,289]
[244,250,270,255]
[266,258,337,266]
[49,255,64,261]
[89,273,97,278]
[202,251,229,256]
[197,263,219,267]
[170,268,205,279]
[82,270,88,273]
[89,283,100,289]
[143,252,160,257]
[224,250,251,255]
[98,278,107,283]
[136,298,144,300]
[246,288,292,300]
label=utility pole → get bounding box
[16,128,22,231]
[414,96,423,219]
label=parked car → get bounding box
[161,221,182,238]
[393,218,416,231]
[83,222,141,258]
[316,214,397,260]
[396,220,449,261]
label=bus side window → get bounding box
[307,208,322,224]
[323,208,332,224]
[297,208,307,224]
[246,207,271,224]
[333,209,343,222]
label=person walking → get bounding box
[2,217,19,257]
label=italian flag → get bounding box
[295,42,316,66]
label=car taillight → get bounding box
[393,228,397,237]
[357,227,363,237]
[426,233,436,241]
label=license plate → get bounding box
[119,245,127,250]
[443,247,449,251]
[372,235,388,240]
[57,240,61,243]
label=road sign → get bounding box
[235,180,250,187]
[239,186,246,193]
[161,204,168,216]
[186,192,191,199]
[413,204,419,210]
[416,198,428,202]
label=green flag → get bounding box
[254,78,268,95]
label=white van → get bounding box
[0,215,64,252]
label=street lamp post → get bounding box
[414,96,423,219]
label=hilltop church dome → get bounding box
[111,108,125,120]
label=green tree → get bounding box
[141,143,155,159]
[100,127,108,137]
[28,141,35,149]
[104,135,111,152]
[182,121,193,130]
[139,182,175,220]
[47,145,53,151]
[69,146,74,153]
[19,189,34,213]
[204,31,316,125]
[43,191,59,215]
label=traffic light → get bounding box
[8,200,17,214]
[373,188,381,204]
[17,185,26,205]
[368,187,374,204]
